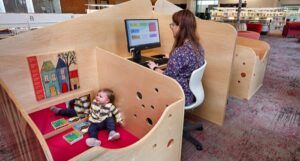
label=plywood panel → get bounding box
[0,81,52,161]
[237,36,270,60]
[0,48,99,112]
[70,50,185,160]
[230,38,270,100]
[95,47,183,138]
[229,45,256,99]
[0,0,153,57]
[154,0,237,125]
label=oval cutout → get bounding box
[141,104,145,108]
[241,72,246,77]
[146,118,153,126]
[167,139,174,148]
[133,114,137,118]
[136,92,142,100]
[155,88,159,93]
[150,105,155,109]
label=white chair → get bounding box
[183,60,207,150]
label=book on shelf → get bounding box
[63,130,83,145]
[51,118,68,129]
[73,121,90,134]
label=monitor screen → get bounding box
[125,19,161,52]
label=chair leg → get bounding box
[184,122,203,131]
[183,131,203,151]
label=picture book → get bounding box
[68,116,80,123]
[73,121,90,134]
[27,50,80,101]
[63,130,83,145]
[51,118,68,129]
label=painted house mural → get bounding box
[56,57,70,93]
[41,61,60,98]
[27,50,80,101]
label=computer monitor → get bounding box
[124,19,161,62]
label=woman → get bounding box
[148,9,205,106]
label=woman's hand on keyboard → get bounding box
[147,61,158,70]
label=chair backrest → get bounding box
[185,60,207,110]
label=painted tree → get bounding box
[58,51,77,90]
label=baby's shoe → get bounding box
[50,106,62,114]
[86,138,101,147]
[108,130,120,141]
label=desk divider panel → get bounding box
[154,0,237,125]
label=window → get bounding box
[51,73,56,81]
[44,75,49,83]
[61,69,65,75]
[60,69,66,80]
[196,0,219,13]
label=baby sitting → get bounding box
[86,88,123,147]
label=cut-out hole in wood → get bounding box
[167,139,174,148]
[243,62,246,65]
[136,92,142,100]
[241,72,246,77]
[238,80,241,83]
[155,88,159,93]
[141,104,145,108]
[146,118,153,126]
[134,114,137,118]
[153,144,157,148]
[150,105,155,109]
[166,104,169,107]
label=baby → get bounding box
[86,88,123,147]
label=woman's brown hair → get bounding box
[170,9,200,56]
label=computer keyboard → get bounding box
[153,57,169,66]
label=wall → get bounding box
[219,0,277,7]
[60,0,88,13]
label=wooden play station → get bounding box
[229,37,270,100]
[0,0,270,160]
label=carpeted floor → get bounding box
[182,35,300,161]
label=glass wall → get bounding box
[195,0,218,20]
[32,0,61,13]
[196,0,218,13]
[3,0,28,13]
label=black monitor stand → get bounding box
[128,49,153,64]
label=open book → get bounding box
[73,121,90,134]
[63,130,83,145]
[51,118,68,129]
